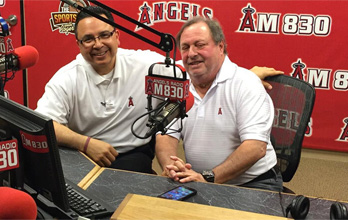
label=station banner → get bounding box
[12,0,347,152]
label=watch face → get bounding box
[202,170,214,182]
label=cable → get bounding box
[278,191,287,217]
[131,98,168,139]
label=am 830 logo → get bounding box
[0,139,19,172]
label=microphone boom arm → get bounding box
[61,0,189,137]
[61,0,174,53]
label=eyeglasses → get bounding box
[78,29,116,47]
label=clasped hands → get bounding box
[163,156,207,183]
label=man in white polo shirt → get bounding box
[36,6,165,173]
[156,17,283,192]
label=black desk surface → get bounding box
[59,147,345,219]
[59,147,98,184]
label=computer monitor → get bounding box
[0,95,70,213]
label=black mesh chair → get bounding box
[265,75,315,193]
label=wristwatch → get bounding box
[201,170,215,183]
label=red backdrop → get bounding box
[3,0,348,152]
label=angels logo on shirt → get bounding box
[128,96,134,108]
[218,107,223,115]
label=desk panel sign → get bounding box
[20,131,49,153]
[0,139,19,171]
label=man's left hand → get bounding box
[250,66,284,90]
[166,156,206,183]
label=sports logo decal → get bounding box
[49,0,90,35]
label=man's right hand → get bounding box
[52,121,118,167]
[84,138,118,167]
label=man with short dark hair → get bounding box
[36,6,164,173]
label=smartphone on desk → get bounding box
[158,186,197,201]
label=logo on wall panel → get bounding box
[49,0,90,35]
[337,118,348,142]
[237,3,331,37]
[135,1,213,31]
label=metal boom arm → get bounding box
[61,0,174,53]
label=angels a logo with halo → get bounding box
[49,0,90,35]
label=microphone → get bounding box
[0,45,39,73]
[142,63,193,137]
[0,187,37,219]
[145,92,194,137]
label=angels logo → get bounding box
[136,1,213,30]
[291,59,306,81]
[238,4,257,32]
[0,36,15,99]
[273,109,300,132]
[145,78,154,95]
[337,118,348,142]
[289,59,347,91]
[49,0,90,35]
[305,117,313,137]
[128,96,135,108]
[0,36,14,54]
[218,107,222,115]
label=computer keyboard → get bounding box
[65,179,114,219]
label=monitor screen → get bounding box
[0,95,70,212]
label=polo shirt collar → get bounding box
[189,55,235,98]
[76,53,118,86]
[198,55,234,91]
[215,55,235,84]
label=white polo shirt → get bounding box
[36,48,165,153]
[168,56,277,185]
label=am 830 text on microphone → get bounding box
[144,63,194,137]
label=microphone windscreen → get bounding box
[0,187,37,219]
[13,45,39,70]
[186,92,194,112]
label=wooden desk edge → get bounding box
[111,194,289,220]
[111,193,134,219]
